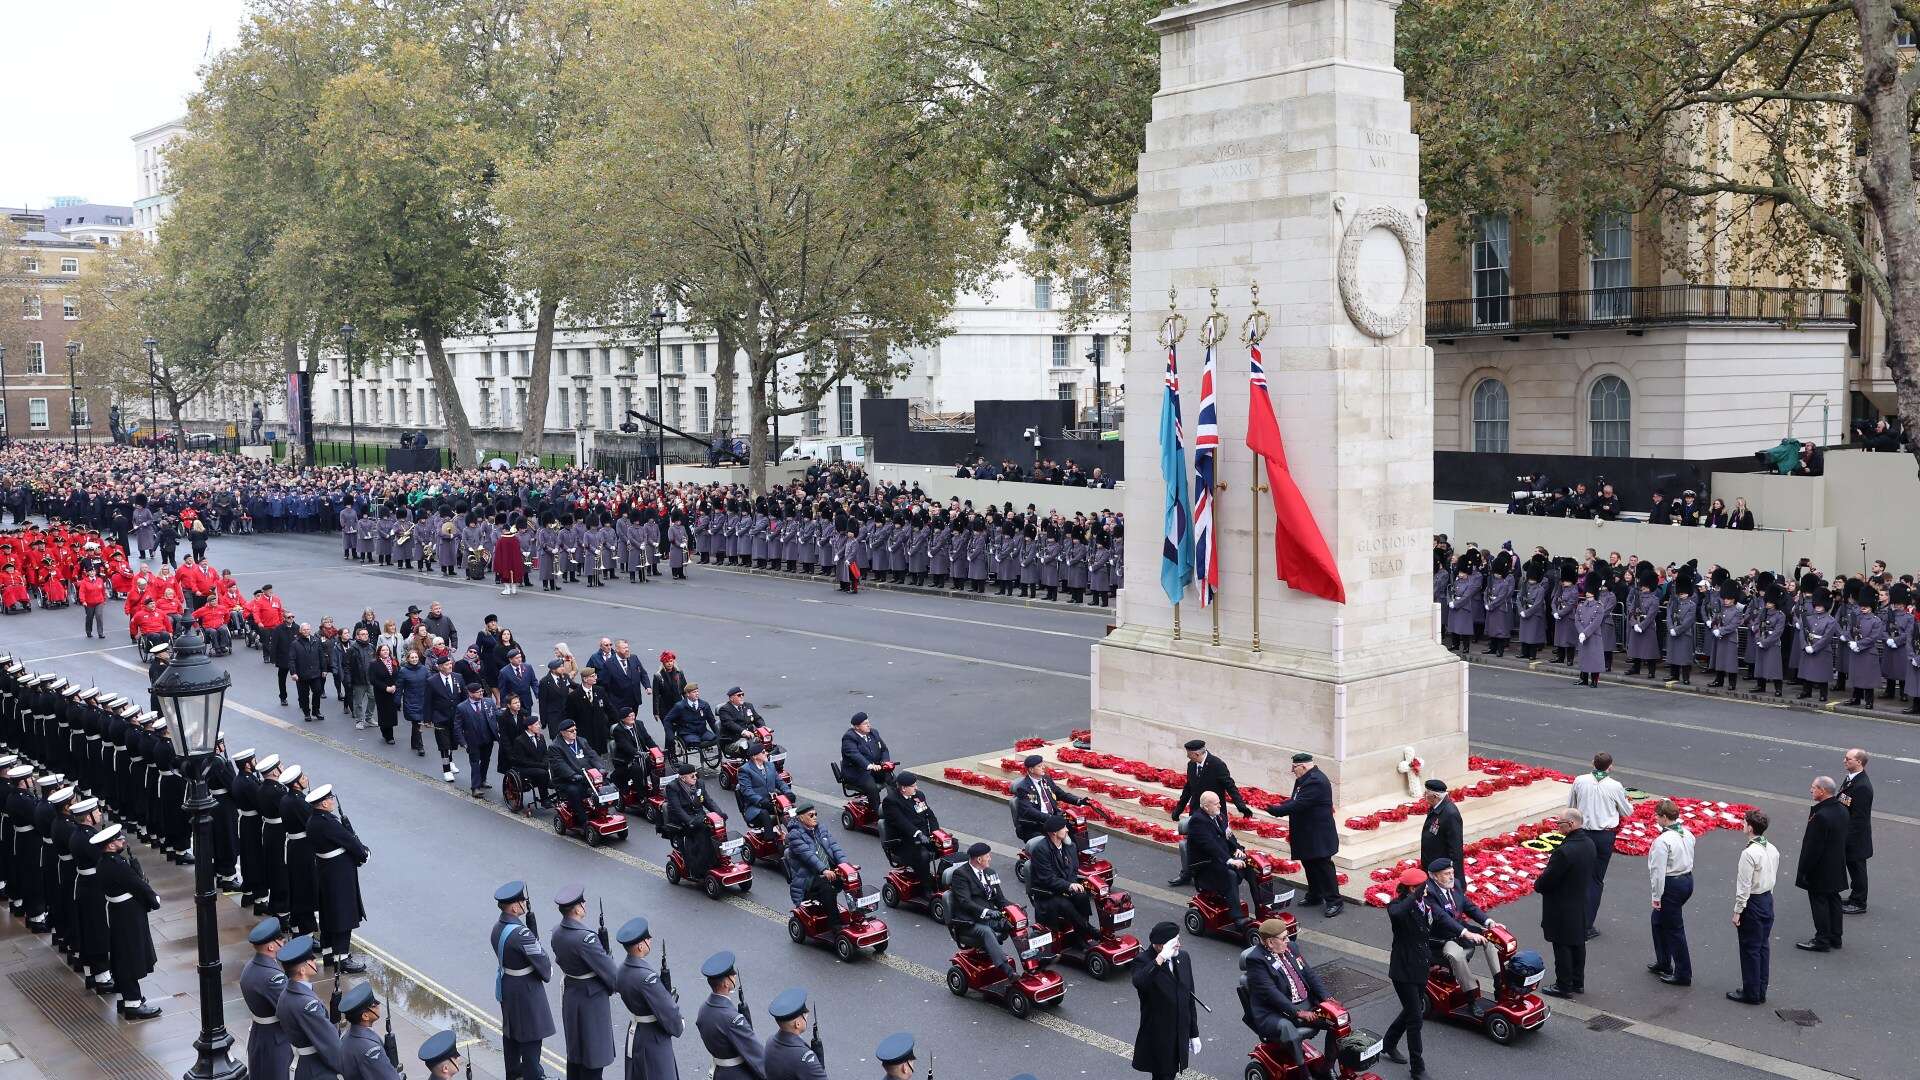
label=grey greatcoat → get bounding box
[1573,597,1608,673]
[343,1021,403,1079]
[240,952,292,1079]
[1665,596,1699,666]
[492,913,557,1042]
[1551,583,1580,647]
[340,506,360,556]
[1517,579,1550,645]
[764,1029,828,1080]
[277,977,347,1080]
[553,915,620,1069]
[1483,573,1515,639]
[1708,601,1744,673]
[1626,588,1662,660]
[1444,572,1482,637]
[1750,606,1786,680]
[696,992,766,1080]
[668,523,690,569]
[1088,541,1115,594]
[1799,611,1838,683]
[617,954,683,1080]
[1845,610,1885,685]
[1882,609,1914,681]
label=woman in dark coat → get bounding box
[370,644,402,745]
[1381,870,1435,1073]
[397,649,433,756]
[1533,815,1595,996]
[1130,922,1198,1080]
[651,652,688,726]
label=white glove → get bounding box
[1190,1037,1203,1056]
[1578,633,1587,644]
[1889,639,1898,648]
[1157,940,1179,964]
[1806,644,1815,654]
[1448,601,1458,610]
[1712,629,1723,638]
[1850,642,1862,653]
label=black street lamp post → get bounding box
[0,344,9,446]
[339,322,358,468]
[1087,344,1104,436]
[143,337,159,447]
[650,307,667,481]
[150,630,246,1080]
[65,341,82,449]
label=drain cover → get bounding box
[1776,1009,1820,1027]
[1586,1013,1633,1032]
[1312,962,1391,1005]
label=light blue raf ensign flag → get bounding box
[1159,341,1194,606]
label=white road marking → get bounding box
[1477,691,1920,766]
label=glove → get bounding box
[1850,642,1862,653]
[1169,807,1180,821]
[1190,1037,1203,1057]
[1578,633,1586,644]
[1806,644,1815,654]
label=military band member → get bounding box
[551,884,620,1080]
[493,880,557,1079]
[340,981,405,1080]
[614,916,682,1080]
[1846,592,1885,709]
[241,917,294,1080]
[1666,571,1700,684]
[420,1029,463,1078]
[876,1032,916,1080]
[696,951,764,1080]
[278,935,345,1077]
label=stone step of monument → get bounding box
[951,740,1571,874]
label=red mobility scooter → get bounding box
[786,861,890,961]
[878,819,960,921]
[1012,803,1115,887]
[941,881,1065,1018]
[1236,948,1386,1080]
[719,725,789,791]
[1422,923,1549,1044]
[1186,850,1297,946]
[663,811,755,899]
[551,770,630,846]
[618,746,668,825]
[1026,859,1140,980]
[829,760,893,834]
[739,790,795,876]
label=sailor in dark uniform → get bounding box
[551,884,620,1080]
[305,783,370,973]
[613,916,684,1080]
[876,1032,916,1079]
[93,823,162,1020]
[240,917,293,1080]
[695,951,764,1080]
[492,880,556,1079]
[420,1029,464,1078]
[340,981,405,1079]
[276,935,346,1078]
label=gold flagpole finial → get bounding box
[1241,281,1270,346]
[1198,285,1229,347]
[1157,288,1189,348]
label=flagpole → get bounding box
[1157,287,1190,641]
[1200,287,1229,648]
[1242,284,1272,653]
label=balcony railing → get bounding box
[1428,284,1853,339]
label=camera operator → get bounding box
[1593,482,1620,521]
[1647,491,1673,525]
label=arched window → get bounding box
[1588,375,1631,457]
[1471,377,1509,453]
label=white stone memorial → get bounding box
[1090,0,1562,849]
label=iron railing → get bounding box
[1428,284,1852,338]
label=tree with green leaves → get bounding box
[1400,0,1920,458]
[513,0,1000,490]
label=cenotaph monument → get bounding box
[1088,0,1565,849]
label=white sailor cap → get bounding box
[232,747,257,764]
[4,764,33,781]
[60,683,81,698]
[77,688,100,702]
[257,754,281,773]
[70,796,99,814]
[279,764,303,785]
[47,786,75,806]
[34,773,65,789]
[303,783,333,804]
[89,823,124,846]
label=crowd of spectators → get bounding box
[953,455,1116,488]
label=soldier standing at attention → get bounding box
[276,935,346,1078]
[552,884,620,1080]
[339,982,405,1080]
[614,916,684,1080]
[420,1030,464,1078]
[240,918,293,1079]
[696,951,764,1080]
[493,880,557,1079]
[763,988,826,1080]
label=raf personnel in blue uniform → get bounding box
[419,1029,464,1078]
[551,884,620,1080]
[763,988,826,1080]
[240,917,292,1079]
[492,880,556,1079]
[696,952,764,1080]
[614,917,683,1080]
[339,982,404,1080]
[876,1032,916,1079]
[276,935,346,1079]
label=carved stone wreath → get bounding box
[1336,205,1424,339]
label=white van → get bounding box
[781,437,868,463]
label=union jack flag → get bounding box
[1192,344,1219,606]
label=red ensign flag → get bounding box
[1245,344,1346,603]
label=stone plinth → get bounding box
[1094,0,1466,811]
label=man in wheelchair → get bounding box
[500,711,553,808]
[880,770,940,884]
[664,762,724,877]
[664,683,717,763]
[608,706,659,801]
[1243,918,1337,1071]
